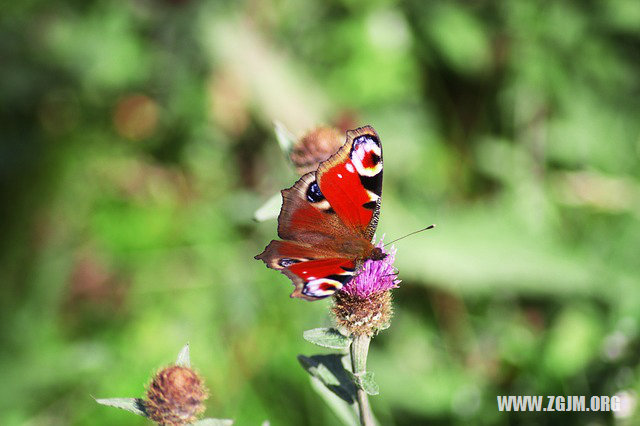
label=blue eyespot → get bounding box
[306,181,324,203]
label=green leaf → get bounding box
[346,371,379,396]
[303,328,351,350]
[423,3,491,75]
[360,372,379,396]
[543,304,604,377]
[94,397,146,417]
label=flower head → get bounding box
[144,365,209,425]
[342,241,400,299]
[333,240,399,336]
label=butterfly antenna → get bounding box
[384,224,436,247]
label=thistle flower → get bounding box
[333,241,399,337]
[143,365,209,425]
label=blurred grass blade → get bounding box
[274,120,296,154]
[254,192,282,222]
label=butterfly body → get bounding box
[255,126,384,300]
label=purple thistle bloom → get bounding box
[341,239,400,299]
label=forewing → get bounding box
[316,126,383,240]
[277,172,351,242]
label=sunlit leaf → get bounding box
[303,328,351,350]
[176,343,191,368]
[346,370,379,396]
[94,398,146,417]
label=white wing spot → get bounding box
[346,163,355,173]
[304,278,342,297]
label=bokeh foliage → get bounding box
[1,0,640,425]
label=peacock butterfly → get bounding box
[255,125,385,301]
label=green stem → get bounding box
[350,334,375,426]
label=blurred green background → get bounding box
[2,0,640,425]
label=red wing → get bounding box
[255,240,332,270]
[276,173,349,242]
[316,126,383,240]
[255,240,355,300]
[284,258,355,300]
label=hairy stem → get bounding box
[350,334,375,426]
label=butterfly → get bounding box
[255,125,386,301]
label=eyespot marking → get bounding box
[353,134,380,148]
[362,152,381,169]
[350,135,382,178]
[306,181,324,203]
[303,278,343,298]
[279,258,301,267]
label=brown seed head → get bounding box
[332,290,393,337]
[290,126,344,175]
[144,365,208,425]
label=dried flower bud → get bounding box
[333,290,393,337]
[332,241,399,336]
[143,365,208,425]
[290,126,344,175]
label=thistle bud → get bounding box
[290,126,343,175]
[332,241,399,336]
[143,365,208,425]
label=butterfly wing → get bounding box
[316,125,383,240]
[255,126,383,300]
[256,174,360,300]
[257,239,357,300]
